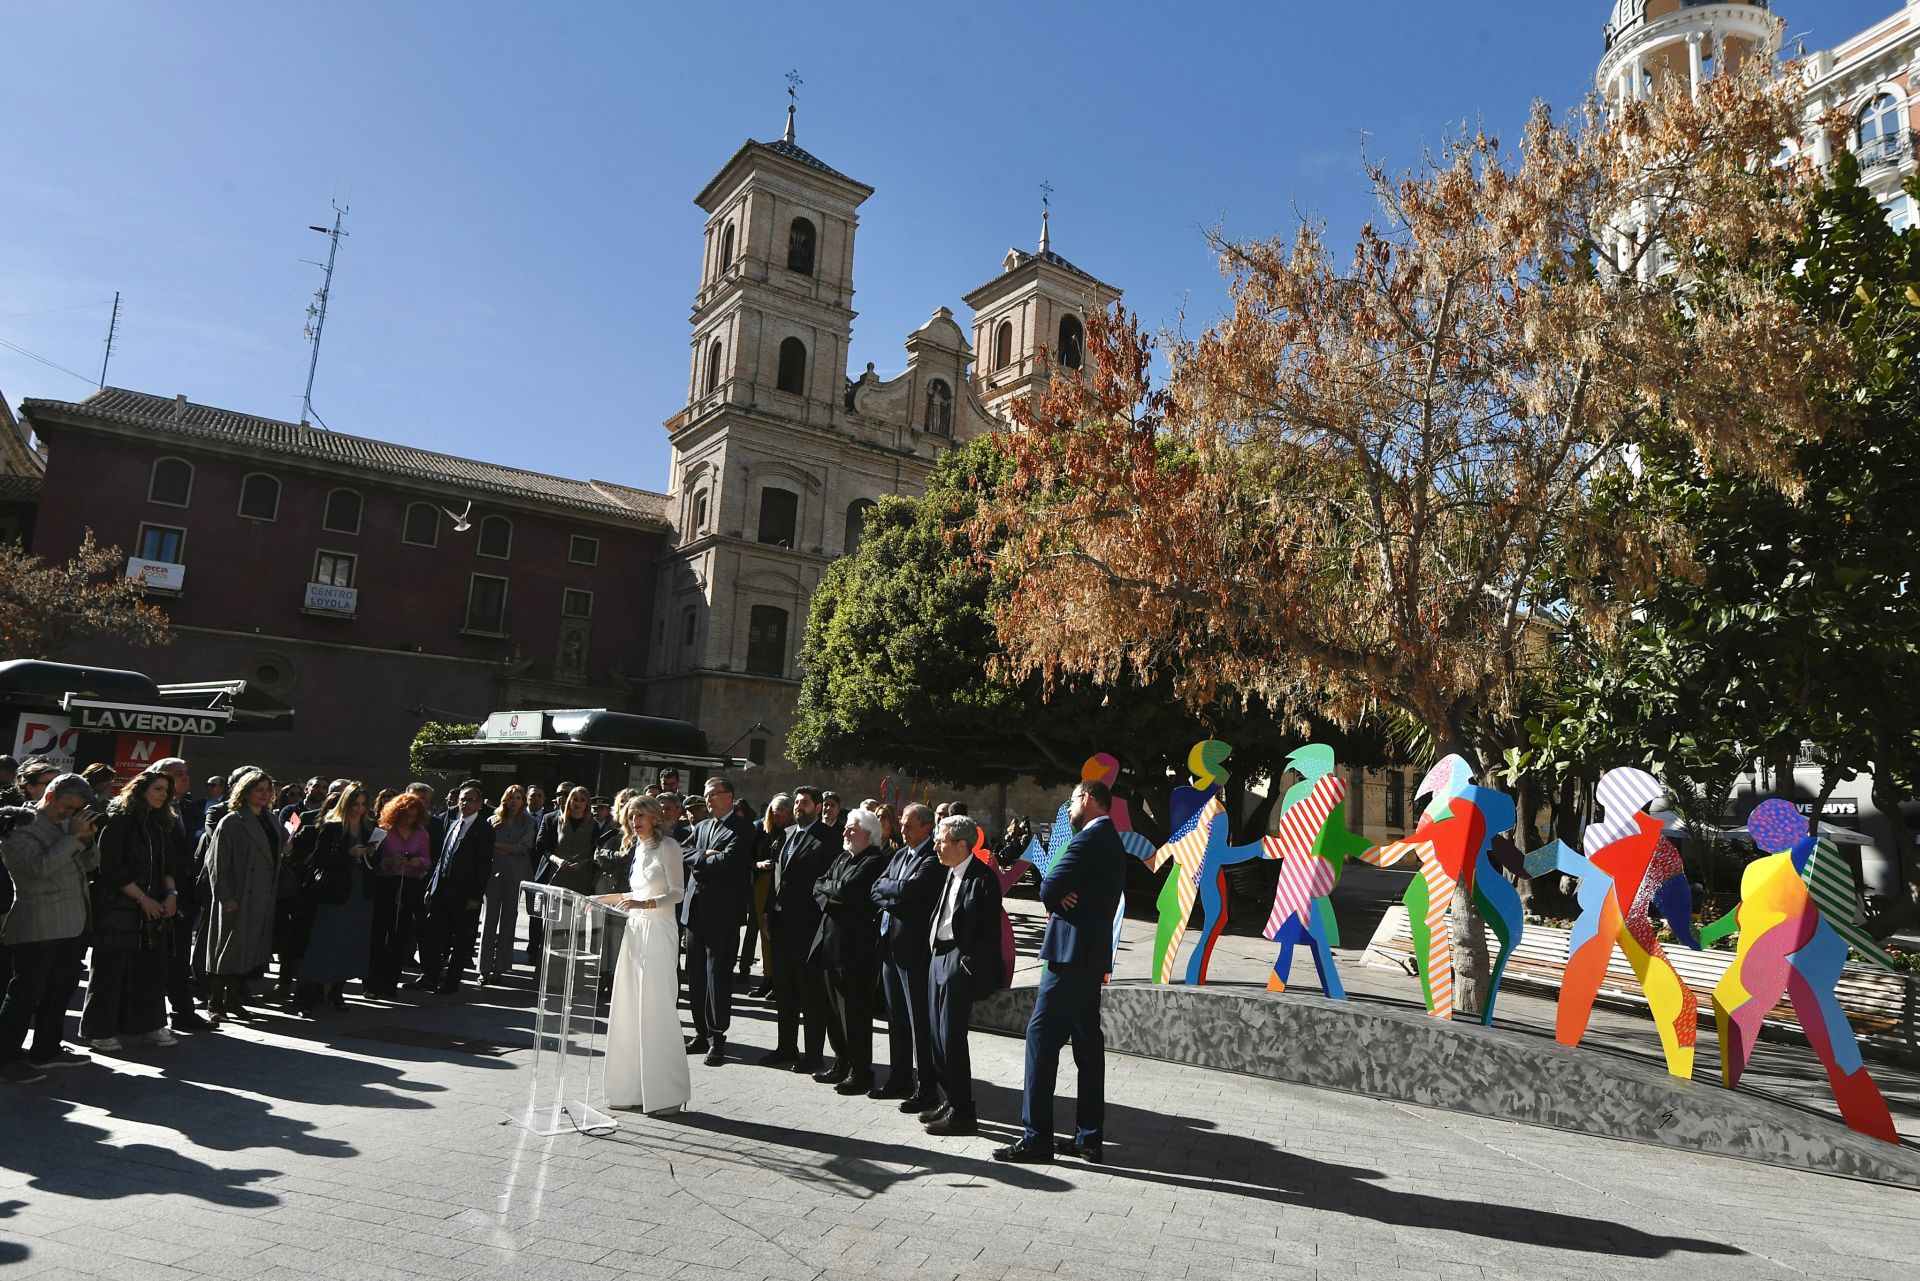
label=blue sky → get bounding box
[1,0,1900,494]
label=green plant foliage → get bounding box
[1538,156,1920,918]
[408,721,477,778]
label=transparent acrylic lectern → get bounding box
[520,883,619,1135]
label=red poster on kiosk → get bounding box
[113,732,176,783]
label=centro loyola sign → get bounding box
[62,698,230,738]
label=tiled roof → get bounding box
[761,138,857,184]
[22,389,670,528]
[0,473,41,502]
[1007,247,1119,294]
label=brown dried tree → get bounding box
[0,530,172,658]
[977,66,1844,1012]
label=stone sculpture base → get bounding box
[971,979,1920,1189]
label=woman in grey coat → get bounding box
[204,767,281,1022]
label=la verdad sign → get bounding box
[62,698,230,738]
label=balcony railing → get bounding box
[1605,1,1771,51]
[1857,130,1917,171]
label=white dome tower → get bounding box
[1598,1,1784,103]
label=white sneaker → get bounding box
[88,1037,123,1053]
[142,1028,179,1047]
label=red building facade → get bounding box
[20,389,670,787]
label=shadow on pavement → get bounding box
[651,1109,1076,1197]
[969,1080,1744,1262]
[0,1098,280,1208]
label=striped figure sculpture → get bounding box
[974,826,1029,988]
[1357,755,1523,1023]
[1146,741,1284,985]
[1701,798,1898,1143]
[1260,744,1375,999]
[1521,767,1701,1079]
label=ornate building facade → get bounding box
[643,109,1120,797]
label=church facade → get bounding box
[642,109,1120,799]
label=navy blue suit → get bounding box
[682,811,753,1039]
[870,836,943,1092]
[1021,814,1126,1147]
[422,814,495,985]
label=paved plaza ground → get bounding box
[5,892,1920,1281]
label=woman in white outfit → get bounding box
[598,793,689,1115]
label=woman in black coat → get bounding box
[295,783,379,1013]
[82,768,180,1050]
[809,806,890,1094]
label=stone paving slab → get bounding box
[3,962,1918,1281]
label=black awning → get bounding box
[0,659,160,710]
[156,680,295,732]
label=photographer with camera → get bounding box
[0,774,102,1082]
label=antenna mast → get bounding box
[301,203,349,428]
[97,291,121,390]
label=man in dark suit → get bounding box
[922,815,1005,1136]
[869,803,943,1109]
[682,776,752,1066]
[763,787,838,1070]
[417,784,496,994]
[994,779,1127,1164]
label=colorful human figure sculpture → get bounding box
[1146,740,1283,985]
[1521,767,1701,1078]
[1261,744,1374,999]
[1357,754,1523,1023]
[1703,799,1898,1143]
[1038,752,1156,959]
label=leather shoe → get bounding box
[169,1012,213,1033]
[403,973,438,991]
[868,1079,913,1101]
[897,1092,939,1114]
[702,1039,727,1067]
[792,1056,825,1075]
[812,1063,848,1085]
[1054,1138,1104,1164]
[991,1142,1053,1164]
[924,1113,976,1136]
[833,1074,874,1096]
[685,1036,710,1055]
[433,978,462,995]
[760,1047,799,1067]
[748,985,772,999]
[917,1102,951,1124]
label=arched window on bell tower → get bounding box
[787,217,817,276]
[994,321,1014,371]
[704,340,724,395]
[776,337,807,394]
[1057,315,1085,369]
[719,221,736,269]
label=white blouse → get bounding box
[625,836,685,908]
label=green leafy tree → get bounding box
[409,721,478,779]
[1539,155,1920,925]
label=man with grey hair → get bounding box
[0,774,100,1082]
[870,802,943,1108]
[922,814,1004,1134]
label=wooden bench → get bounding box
[1362,904,1920,1061]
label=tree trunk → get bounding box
[1445,732,1492,1021]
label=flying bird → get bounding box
[443,501,472,532]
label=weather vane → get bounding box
[786,69,803,101]
[1040,179,1054,210]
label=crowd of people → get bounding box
[0,752,1128,1164]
